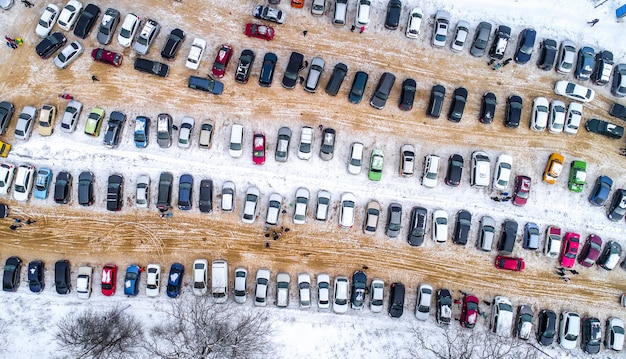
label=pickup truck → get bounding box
[276,272,290,308]
[186,38,206,70]
[76,266,93,299]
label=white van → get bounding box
[333,0,348,26]
[229,124,244,158]
[211,260,228,303]
[422,155,440,188]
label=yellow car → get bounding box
[38,104,57,136]
[543,153,564,184]
[84,107,105,137]
[0,141,11,157]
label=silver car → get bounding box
[431,10,450,47]
[478,215,496,251]
[133,19,160,55]
[304,57,325,93]
[233,267,248,304]
[135,174,150,208]
[319,128,336,161]
[293,187,310,225]
[315,190,331,221]
[265,193,282,226]
[14,106,37,141]
[53,41,83,69]
[470,21,492,57]
[221,181,235,212]
[97,8,120,45]
[275,127,292,162]
[557,40,576,74]
[60,100,83,132]
[177,116,195,148]
[241,186,260,224]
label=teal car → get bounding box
[33,167,53,199]
[568,160,586,192]
[368,149,384,181]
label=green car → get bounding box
[84,107,105,137]
[568,160,587,192]
[368,149,384,181]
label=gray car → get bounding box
[470,21,491,57]
[96,8,120,45]
[53,41,83,69]
[319,128,336,161]
[275,127,291,162]
[304,57,325,93]
[133,19,161,55]
[477,215,496,251]
[0,101,14,135]
[386,203,402,238]
[156,113,173,148]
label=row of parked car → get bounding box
[2,255,623,353]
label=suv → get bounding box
[235,49,255,84]
[134,58,170,77]
[2,256,21,292]
[427,84,446,118]
[77,171,94,206]
[576,46,595,81]
[134,116,150,147]
[133,19,160,55]
[388,282,405,318]
[348,71,368,104]
[370,72,396,109]
[106,174,123,211]
[592,50,613,85]
[537,38,558,71]
[537,310,557,346]
[489,25,511,60]
[156,172,173,211]
[282,52,304,89]
[453,210,472,245]
[505,95,523,128]
[407,206,427,246]
[471,151,490,187]
[103,111,126,148]
[73,4,100,39]
[490,296,513,337]
[384,0,402,30]
[161,28,186,60]
[259,52,278,87]
[498,220,518,254]
[55,259,71,295]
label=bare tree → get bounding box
[0,319,7,353]
[55,305,143,359]
[144,296,273,359]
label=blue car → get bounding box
[178,174,193,210]
[514,28,536,64]
[134,116,151,148]
[124,264,141,296]
[33,168,53,199]
[589,175,613,206]
[522,222,540,250]
[166,262,185,298]
[28,260,44,293]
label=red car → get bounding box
[252,132,266,165]
[91,48,123,67]
[494,256,525,271]
[512,175,531,206]
[101,264,117,296]
[578,234,602,267]
[245,23,275,41]
[560,232,580,268]
[211,44,233,78]
[461,294,479,328]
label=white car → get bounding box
[254,268,270,307]
[548,100,566,134]
[606,317,625,351]
[317,273,330,309]
[491,296,513,337]
[432,209,448,243]
[241,186,259,224]
[221,181,235,212]
[559,311,580,349]
[544,226,562,258]
[36,4,60,38]
[136,175,150,208]
[530,97,549,131]
[470,151,490,187]
[145,264,161,297]
[198,120,214,148]
[177,116,195,148]
[405,7,422,38]
[333,276,349,314]
[556,40,576,74]
[431,10,450,47]
[265,193,282,226]
[347,142,364,175]
[492,154,512,191]
[293,187,309,225]
[297,126,313,160]
[13,164,35,202]
[370,278,384,313]
[229,124,244,158]
[76,266,92,299]
[57,0,83,31]
[192,259,208,296]
[0,163,15,195]
[117,13,140,48]
[451,20,470,52]
[186,38,206,70]
[14,106,37,141]
[564,102,583,135]
[298,273,311,308]
[53,41,83,69]
[60,100,83,132]
[422,154,440,188]
[133,19,160,55]
[415,284,433,321]
[400,144,415,177]
[233,267,248,304]
[554,80,595,103]
[354,0,371,30]
[315,190,331,221]
[339,192,356,229]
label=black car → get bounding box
[436,288,452,325]
[2,256,22,292]
[259,52,278,87]
[106,174,123,211]
[53,171,72,204]
[498,219,517,254]
[576,46,595,81]
[585,118,624,139]
[73,3,101,39]
[351,271,367,310]
[514,28,536,64]
[388,282,405,318]
[199,179,213,213]
[281,51,304,89]
[610,103,626,121]
[134,58,170,77]
[0,101,14,135]
[77,171,94,206]
[479,92,496,124]
[103,111,126,148]
[157,172,174,211]
[35,32,67,59]
[504,95,523,128]
[592,50,613,85]
[445,154,463,186]
[234,49,255,84]
[427,84,446,118]
[178,174,193,210]
[28,260,44,293]
[608,189,626,221]
[448,87,468,122]
[55,259,71,295]
[581,317,602,354]
[453,210,472,245]
[489,25,511,60]
[597,241,622,269]
[537,38,558,71]
[348,71,368,104]
[384,0,402,30]
[161,28,186,60]
[407,206,427,246]
[188,76,224,95]
[399,78,416,111]
[537,309,557,346]
[325,62,348,96]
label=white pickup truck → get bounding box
[76,266,93,299]
[276,272,290,308]
[186,38,206,70]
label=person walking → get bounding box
[91,75,100,82]
[587,18,599,27]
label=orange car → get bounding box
[291,0,304,8]
[543,152,564,184]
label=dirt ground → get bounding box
[1,1,625,313]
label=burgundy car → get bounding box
[513,175,531,206]
[578,234,602,267]
[494,256,525,271]
[211,44,233,78]
[560,232,580,268]
[91,48,123,67]
[460,294,479,328]
[244,23,275,41]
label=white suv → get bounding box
[491,296,513,337]
[354,0,371,30]
[471,151,490,187]
[13,164,35,202]
[422,155,440,188]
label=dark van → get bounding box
[188,76,224,95]
[388,282,405,318]
[325,62,348,96]
[55,260,71,295]
[157,172,174,211]
[370,72,396,109]
[498,220,518,254]
[282,51,304,89]
[349,71,369,104]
